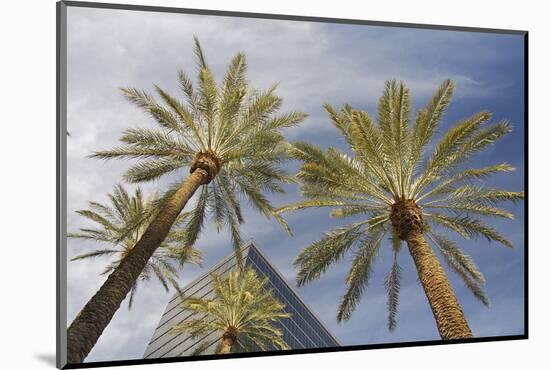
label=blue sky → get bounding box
[66,6,525,362]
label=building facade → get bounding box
[143,242,340,358]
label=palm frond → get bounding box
[324,103,356,147]
[423,203,514,219]
[337,225,387,322]
[349,111,399,196]
[215,52,248,147]
[426,213,514,248]
[408,79,455,179]
[294,221,369,286]
[233,173,291,235]
[428,233,489,305]
[420,122,513,192]
[119,88,181,131]
[124,157,184,183]
[70,249,119,261]
[289,142,393,204]
[73,210,115,231]
[425,185,524,207]
[417,163,515,202]
[193,35,209,69]
[384,252,401,331]
[183,186,209,254]
[412,111,492,196]
[276,199,346,215]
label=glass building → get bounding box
[143,241,340,358]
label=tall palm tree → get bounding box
[69,185,202,309]
[66,37,306,363]
[172,267,290,354]
[278,80,523,339]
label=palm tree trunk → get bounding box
[66,169,208,364]
[406,230,473,339]
[218,336,235,354]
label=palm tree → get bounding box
[172,267,290,354]
[278,80,523,339]
[66,37,306,363]
[69,185,202,309]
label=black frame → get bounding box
[56,1,529,368]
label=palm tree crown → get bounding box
[93,37,306,260]
[69,185,202,308]
[278,79,523,332]
[173,267,290,353]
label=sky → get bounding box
[66,6,525,363]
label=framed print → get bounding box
[57,1,528,368]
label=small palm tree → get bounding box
[69,185,202,309]
[278,80,524,339]
[173,267,290,354]
[67,37,306,363]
